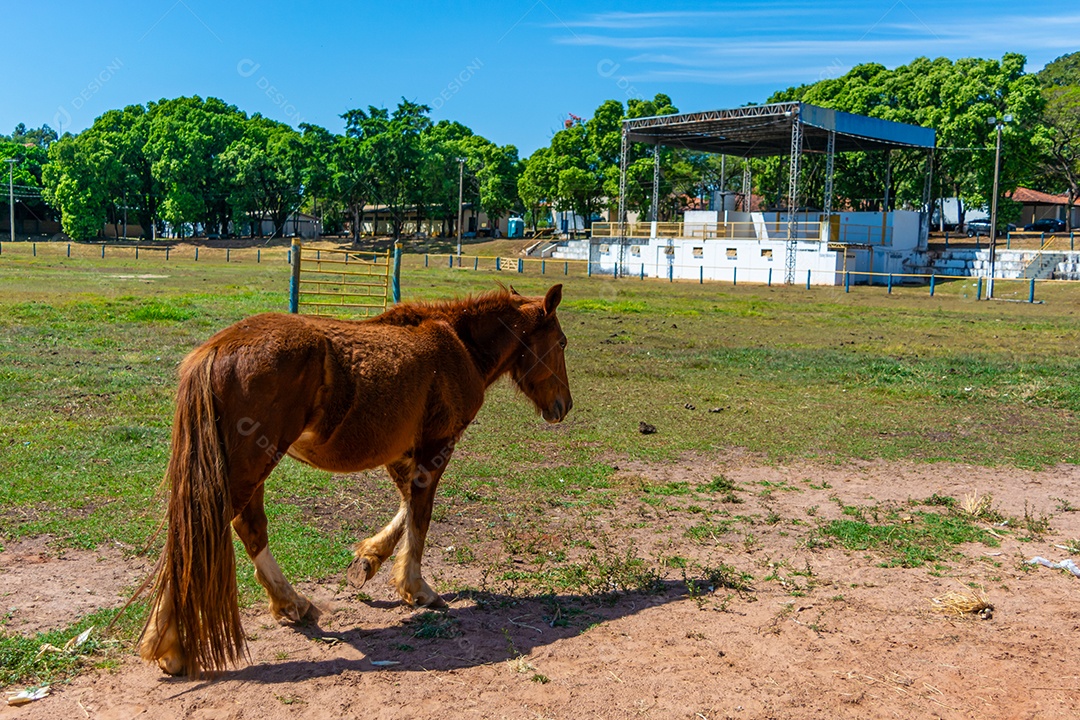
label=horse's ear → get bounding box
[543,284,563,315]
[509,285,521,296]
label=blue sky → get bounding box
[4,1,1077,155]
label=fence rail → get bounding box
[0,240,285,263]
[2,240,1068,307]
[416,252,1056,303]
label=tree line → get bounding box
[2,51,1078,241]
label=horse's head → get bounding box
[511,284,573,423]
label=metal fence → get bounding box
[288,241,396,316]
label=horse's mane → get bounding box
[370,285,521,327]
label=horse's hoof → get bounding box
[271,595,312,623]
[421,594,449,610]
[157,654,186,676]
[408,590,448,609]
[346,556,375,589]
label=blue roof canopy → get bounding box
[623,102,935,157]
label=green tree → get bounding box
[2,138,52,237]
[1034,52,1080,229]
[218,118,304,239]
[769,55,1043,225]
[336,106,389,242]
[145,96,245,237]
[42,133,108,240]
[518,147,558,230]
[299,123,336,235]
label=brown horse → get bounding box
[137,284,571,676]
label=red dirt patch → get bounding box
[0,537,151,636]
[3,459,1079,719]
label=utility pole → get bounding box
[456,157,465,262]
[5,158,14,243]
[987,115,1012,300]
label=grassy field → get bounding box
[1,243,1079,686]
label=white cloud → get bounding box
[557,8,814,29]
[553,9,1080,86]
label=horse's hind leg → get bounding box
[232,484,313,622]
[347,461,411,589]
[139,578,184,674]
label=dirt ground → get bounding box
[3,458,1079,720]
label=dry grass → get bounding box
[960,492,995,519]
[930,588,993,617]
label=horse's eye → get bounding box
[559,337,568,349]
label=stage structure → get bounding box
[612,102,937,284]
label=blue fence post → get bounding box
[287,248,291,264]
[474,256,478,271]
[1071,231,1075,251]
[67,243,71,257]
[288,240,301,313]
[640,263,644,280]
[166,247,170,261]
[806,269,811,289]
[668,262,673,282]
[135,245,138,260]
[699,265,703,284]
[257,249,260,263]
[734,266,738,286]
[929,273,936,297]
[101,244,105,258]
[564,261,568,276]
[518,258,523,273]
[392,242,402,303]
[587,257,591,277]
[1029,278,1035,303]
[497,257,502,271]
[449,255,453,268]
[226,247,230,262]
[33,243,37,257]
[887,274,893,294]
[195,247,199,261]
[541,259,545,275]
[1006,232,1011,249]
[768,268,773,287]
[976,276,983,300]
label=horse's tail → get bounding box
[139,345,245,676]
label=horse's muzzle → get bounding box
[543,396,572,423]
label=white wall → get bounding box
[588,237,845,285]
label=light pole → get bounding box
[987,114,1012,300]
[5,158,14,243]
[455,157,465,262]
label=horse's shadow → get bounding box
[184,582,690,686]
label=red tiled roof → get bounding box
[1009,187,1080,206]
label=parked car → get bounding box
[1023,218,1067,233]
[965,219,1016,237]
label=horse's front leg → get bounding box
[347,460,411,590]
[391,439,454,608]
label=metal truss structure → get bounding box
[615,101,937,284]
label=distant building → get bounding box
[1010,188,1080,228]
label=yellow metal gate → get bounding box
[289,241,392,317]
